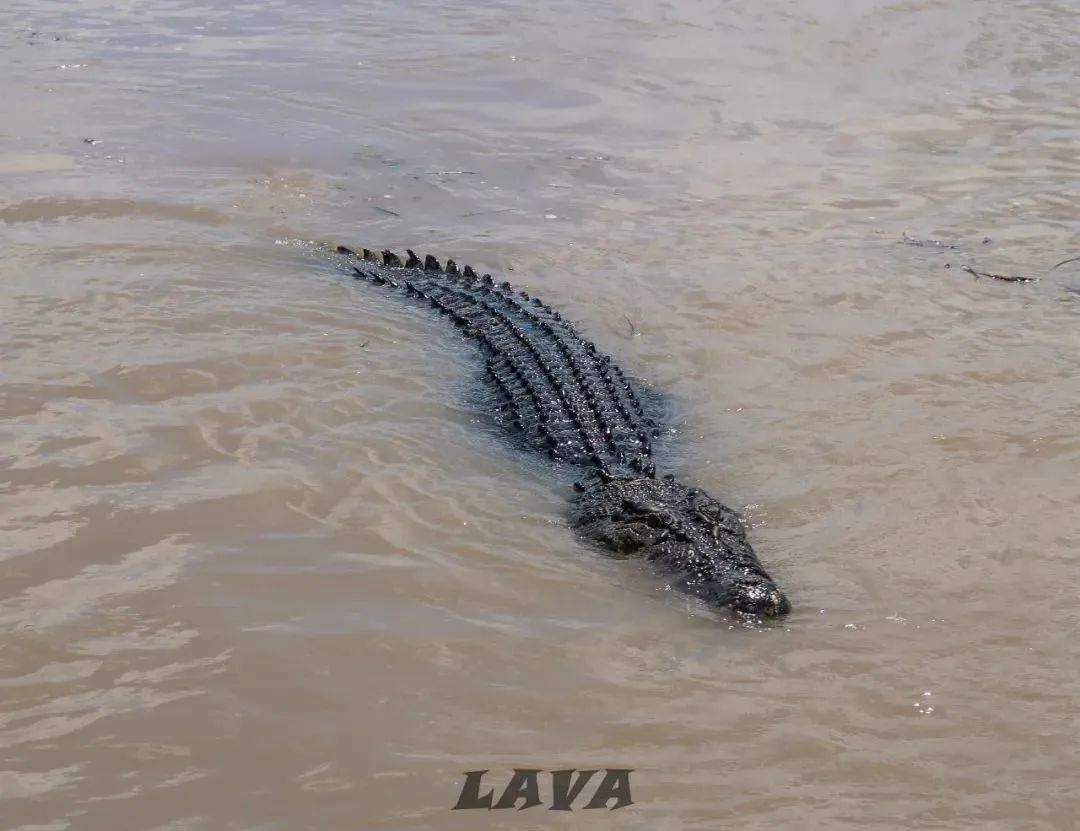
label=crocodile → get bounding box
[335,245,790,619]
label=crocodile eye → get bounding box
[639,508,678,530]
[692,501,722,521]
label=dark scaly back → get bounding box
[337,245,660,478]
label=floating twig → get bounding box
[372,205,401,218]
[1052,256,1080,270]
[623,314,637,337]
[960,265,1036,283]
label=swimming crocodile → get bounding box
[335,245,790,619]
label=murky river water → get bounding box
[3,1,1080,828]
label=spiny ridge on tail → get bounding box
[336,245,660,478]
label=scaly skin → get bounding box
[336,244,789,620]
[570,474,789,617]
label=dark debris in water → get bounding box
[900,232,994,250]
[898,233,1080,288]
[24,30,64,44]
[901,232,960,250]
[459,207,515,219]
[958,265,1037,284]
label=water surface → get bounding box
[3,1,1080,828]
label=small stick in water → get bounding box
[960,265,1037,283]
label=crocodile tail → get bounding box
[336,244,659,477]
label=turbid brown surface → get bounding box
[2,1,1080,829]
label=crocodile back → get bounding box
[338,246,660,478]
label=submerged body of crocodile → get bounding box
[336,245,789,619]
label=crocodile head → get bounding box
[570,475,790,619]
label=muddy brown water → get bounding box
[3,1,1080,829]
